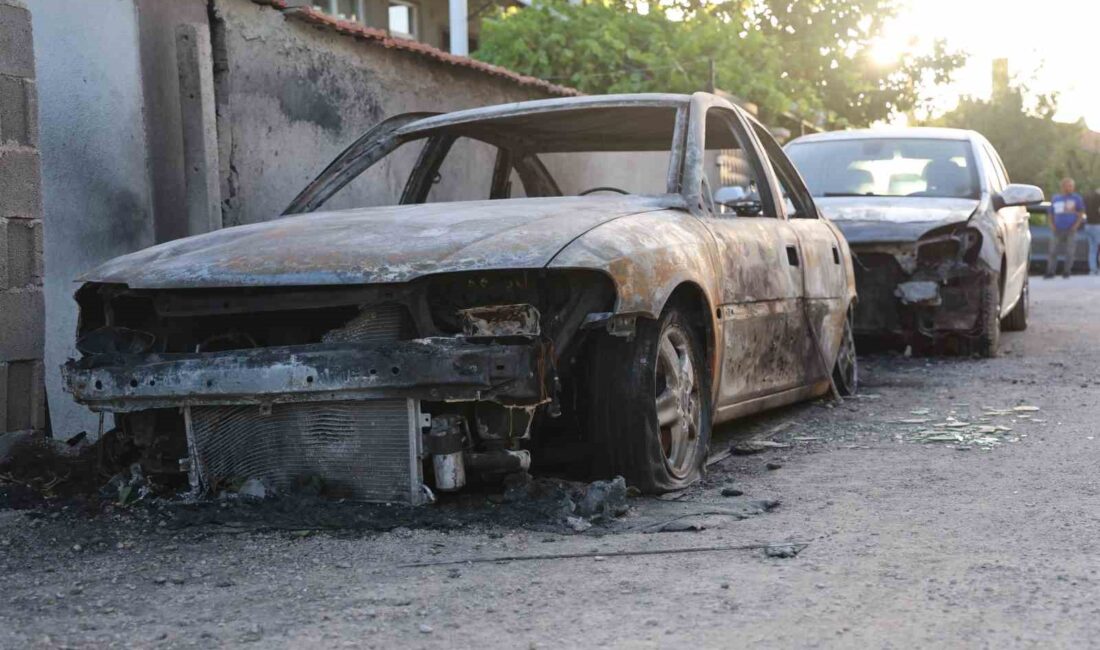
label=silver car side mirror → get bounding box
[995,184,1044,210]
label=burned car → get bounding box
[63,93,856,503]
[786,128,1043,356]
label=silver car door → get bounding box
[982,143,1028,308]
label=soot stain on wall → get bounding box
[277,65,345,133]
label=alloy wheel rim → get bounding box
[655,327,700,478]
[836,311,858,391]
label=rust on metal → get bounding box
[62,93,856,499]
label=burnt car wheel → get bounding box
[832,306,858,396]
[957,271,1001,358]
[588,303,712,493]
[1002,274,1029,332]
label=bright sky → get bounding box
[873,0,1100,127]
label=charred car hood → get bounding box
[82,196,678,288]
[815,197,980,245]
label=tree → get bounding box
[474,0,964,128]
[929,84,1100,194]
[474,3,784,105]
[746,0,964,126]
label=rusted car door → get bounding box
[697,107,809,413]
[749,123,850,382]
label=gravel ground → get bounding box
[3,275,1100,649]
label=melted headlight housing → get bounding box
[916,226,982,267]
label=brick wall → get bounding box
[0,0,45,434]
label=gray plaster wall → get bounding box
[213,0,552,226]
[31,0,155,438]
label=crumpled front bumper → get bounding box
[62,337,545,413]
[852,245,991,339]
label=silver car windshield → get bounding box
[786,138,980,200]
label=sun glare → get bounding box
[869,38,904,67]
[881,0,1100,127]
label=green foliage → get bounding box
[746,0,964,126]
[930,85,1100,195]
[474,0,964,127]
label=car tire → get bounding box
[957,271,1001,358]
[1002,274,1029,332]
[587,302,712,493]
[832,305,858,396]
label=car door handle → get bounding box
[786,245,799,267]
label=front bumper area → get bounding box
[62,337,545,413]
[852,246,991,341]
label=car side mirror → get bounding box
[714,186,763,216]
[995,184,1044,210]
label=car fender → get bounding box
[548,208,724,386]
[968,197,1005,271]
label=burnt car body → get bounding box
[786,128,1043,356]
[62,93,856,502]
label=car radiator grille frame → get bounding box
[182,303,429,504]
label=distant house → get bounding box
[304,0,526,55]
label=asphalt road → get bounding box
[3,275,1100,648]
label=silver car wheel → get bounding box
[834,307,858,395]
[654,326,701,478]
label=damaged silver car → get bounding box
[62,93,856,503]
[786,128,1043,356]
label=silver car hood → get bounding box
[82,195,678,289]
[815,196,980,244]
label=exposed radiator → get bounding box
[184,304,428,504]
[322,303,414,344]
[188,399,425,503]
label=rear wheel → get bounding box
[1002,274,1029,332]
[587,304,712,493]
[832,306,858,396]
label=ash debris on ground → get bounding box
[0,425,640,536]
[0,419,785,544]
[163,473,634,536]
[0,457,639,540]
[0,431,105,509]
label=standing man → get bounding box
[1085,188,1100,275]
[1046,177,1086,279]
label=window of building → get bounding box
[388,1,418,39]
[311,0,366,25]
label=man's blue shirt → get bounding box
[1051,193,1085,231]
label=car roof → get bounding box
[393,93,699,153]
[788,127,977,146]
[401,93,692,129]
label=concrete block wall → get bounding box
[0,0,45,433]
